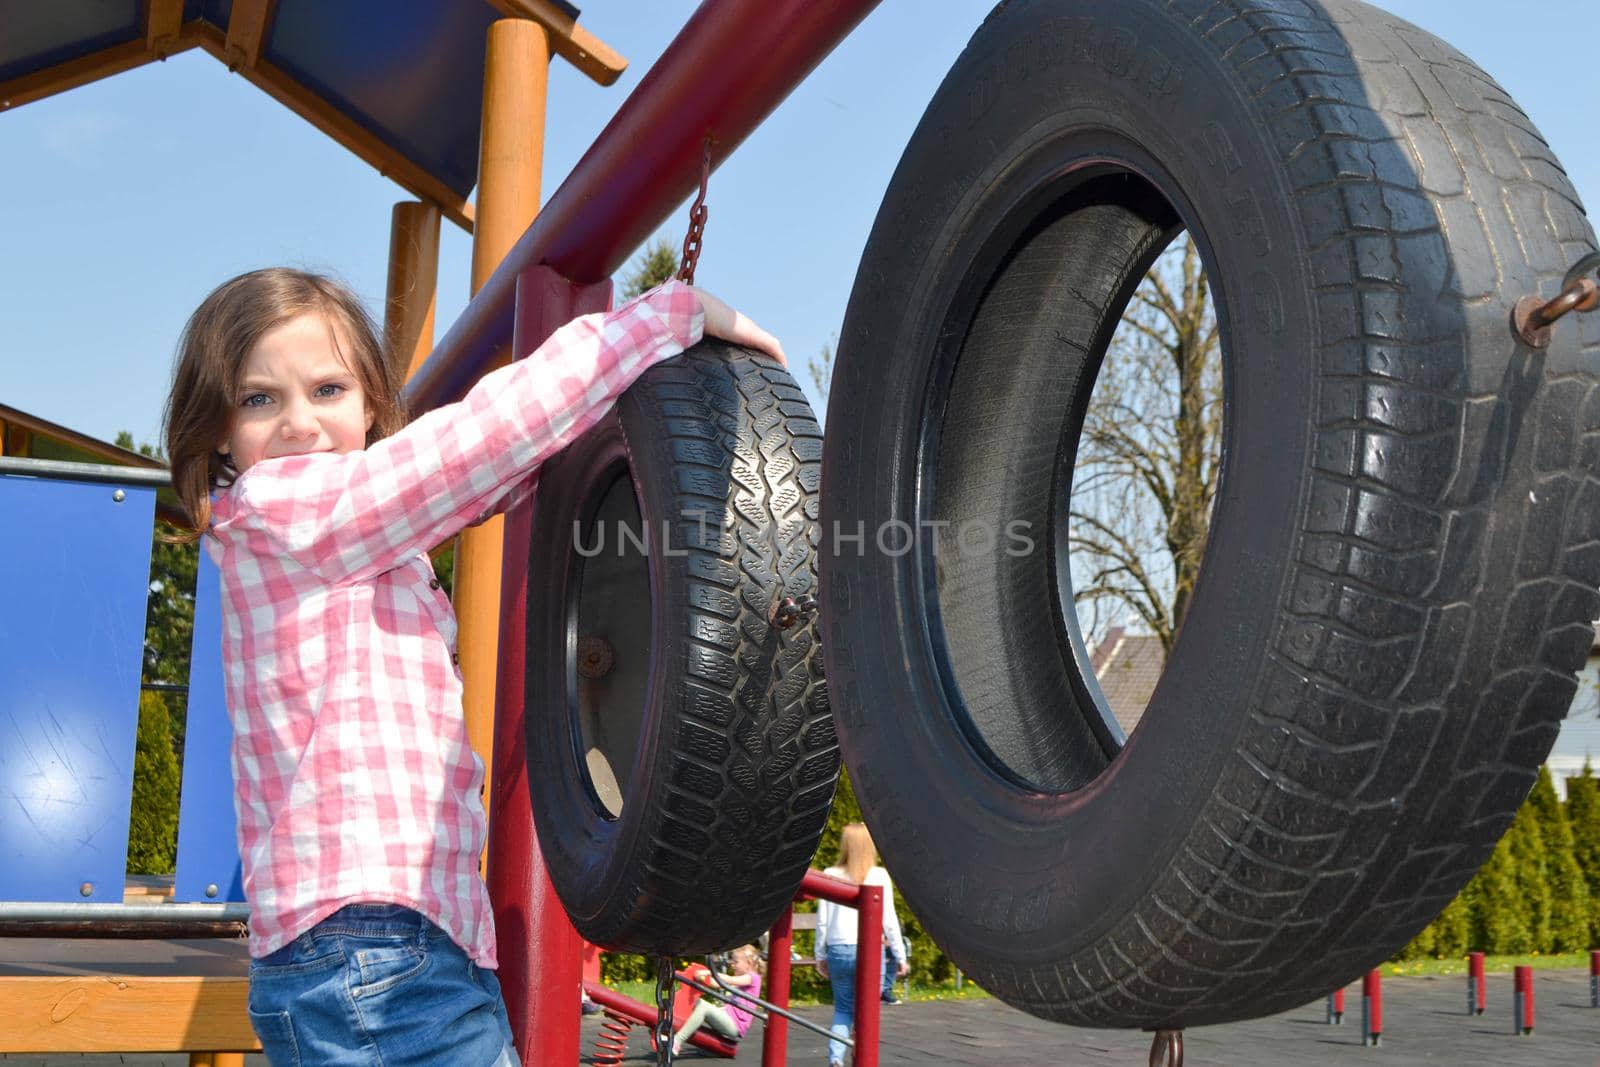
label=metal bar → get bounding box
[687,971,846,1046]
[579,981,736,1056]
[854,883,883,1067]
[142,681,190,693]
[799,867,868,906]
[0,457,170,487]
[0,920,245,939]
[0,902,249,922]
[402,0,881,414]
[484,267,611,1066]
[762,907,794,1067]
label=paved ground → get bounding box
[3,969,1597,1066]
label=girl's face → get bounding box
[732,952,755,974]
[219,311,373,474]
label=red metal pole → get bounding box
[1361,969,1382,1047]
[1326,987,1344,1024]
[484,267,614,1065]
[854,883,883,1067]
[762,906,794,1067]
[1590,949,1599,1008]
[1513,965,1534,1035]
[403,0,883,413]
[1469,951,1486,1015]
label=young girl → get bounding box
[163,267,782,1067]
[815,823,908,1067]
[669,944,765,1057]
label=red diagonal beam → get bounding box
[403,0,881,413]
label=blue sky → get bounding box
[1,1,1593,449]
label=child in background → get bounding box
[163,267,783,1067]
[816,823,908,1067]
[670,945,766,1057]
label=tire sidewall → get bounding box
[525,408,676,932]
[822,0,1319,966]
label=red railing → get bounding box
[761,868,883,1067]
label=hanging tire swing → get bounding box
[820,0,1600,1030]
[525,339,838,955]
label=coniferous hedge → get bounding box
[127,689,181,875]
[1396,764,1597,959]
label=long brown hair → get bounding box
[837,822,876,885]
[163,268,405,539]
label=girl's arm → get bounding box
[221,282,704,583]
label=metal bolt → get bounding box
[205,884,219,899]
[577,636,616,679]
[770,594,819,630]
[112,490,125,503]
[79,882,93,897]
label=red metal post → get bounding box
[1326,987,1344,1024]
[854,883,883,1067]
[484,266,614,1065]
[1513,965,1534,1035]
[1468,951,1486,1015]
[762,905,794,1067]
[1590,949,1599,1008]
[1361,969,1382,1047]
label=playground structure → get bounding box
[2,1,879,1062]
[7,0,1600,1065]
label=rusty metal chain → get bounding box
[1512,251,1600,348]
[1149,1029,1185,1067]
[654,956,676,1066]
[676,138,713,286]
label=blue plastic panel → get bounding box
[0,475,153,902]
[264,0,499,199]
[173,550,244,902]
[0,2,140,84]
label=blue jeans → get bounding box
[824,943,857,1065]
[247,903,519,1067]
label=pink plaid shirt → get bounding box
[204,282,704,965]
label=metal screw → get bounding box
[205,884,219,899]
[112,490,125,503]
[79,882,93,897]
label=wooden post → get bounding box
[386,200,442,383]
[455,17,551,867]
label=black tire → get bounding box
[820,0,1600,1029]
[526,341,837,954]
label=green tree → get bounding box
[1070,235,1223,652]
[118,431,199,751]
[127,690,181,874]
[1527,765,1591,951]
[621,237,680,299]
[1470,831,1529,953]
[1564,759,1600,941]
[807,338,835,410]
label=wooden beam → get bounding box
[387,200,442,383]
[0,38,189,112]
[186,24,474,232]
[144,0,186,59]
[453,18,551,877]
[484,0,626,86]
[222,0,276,72]
[0,976,257,1053]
